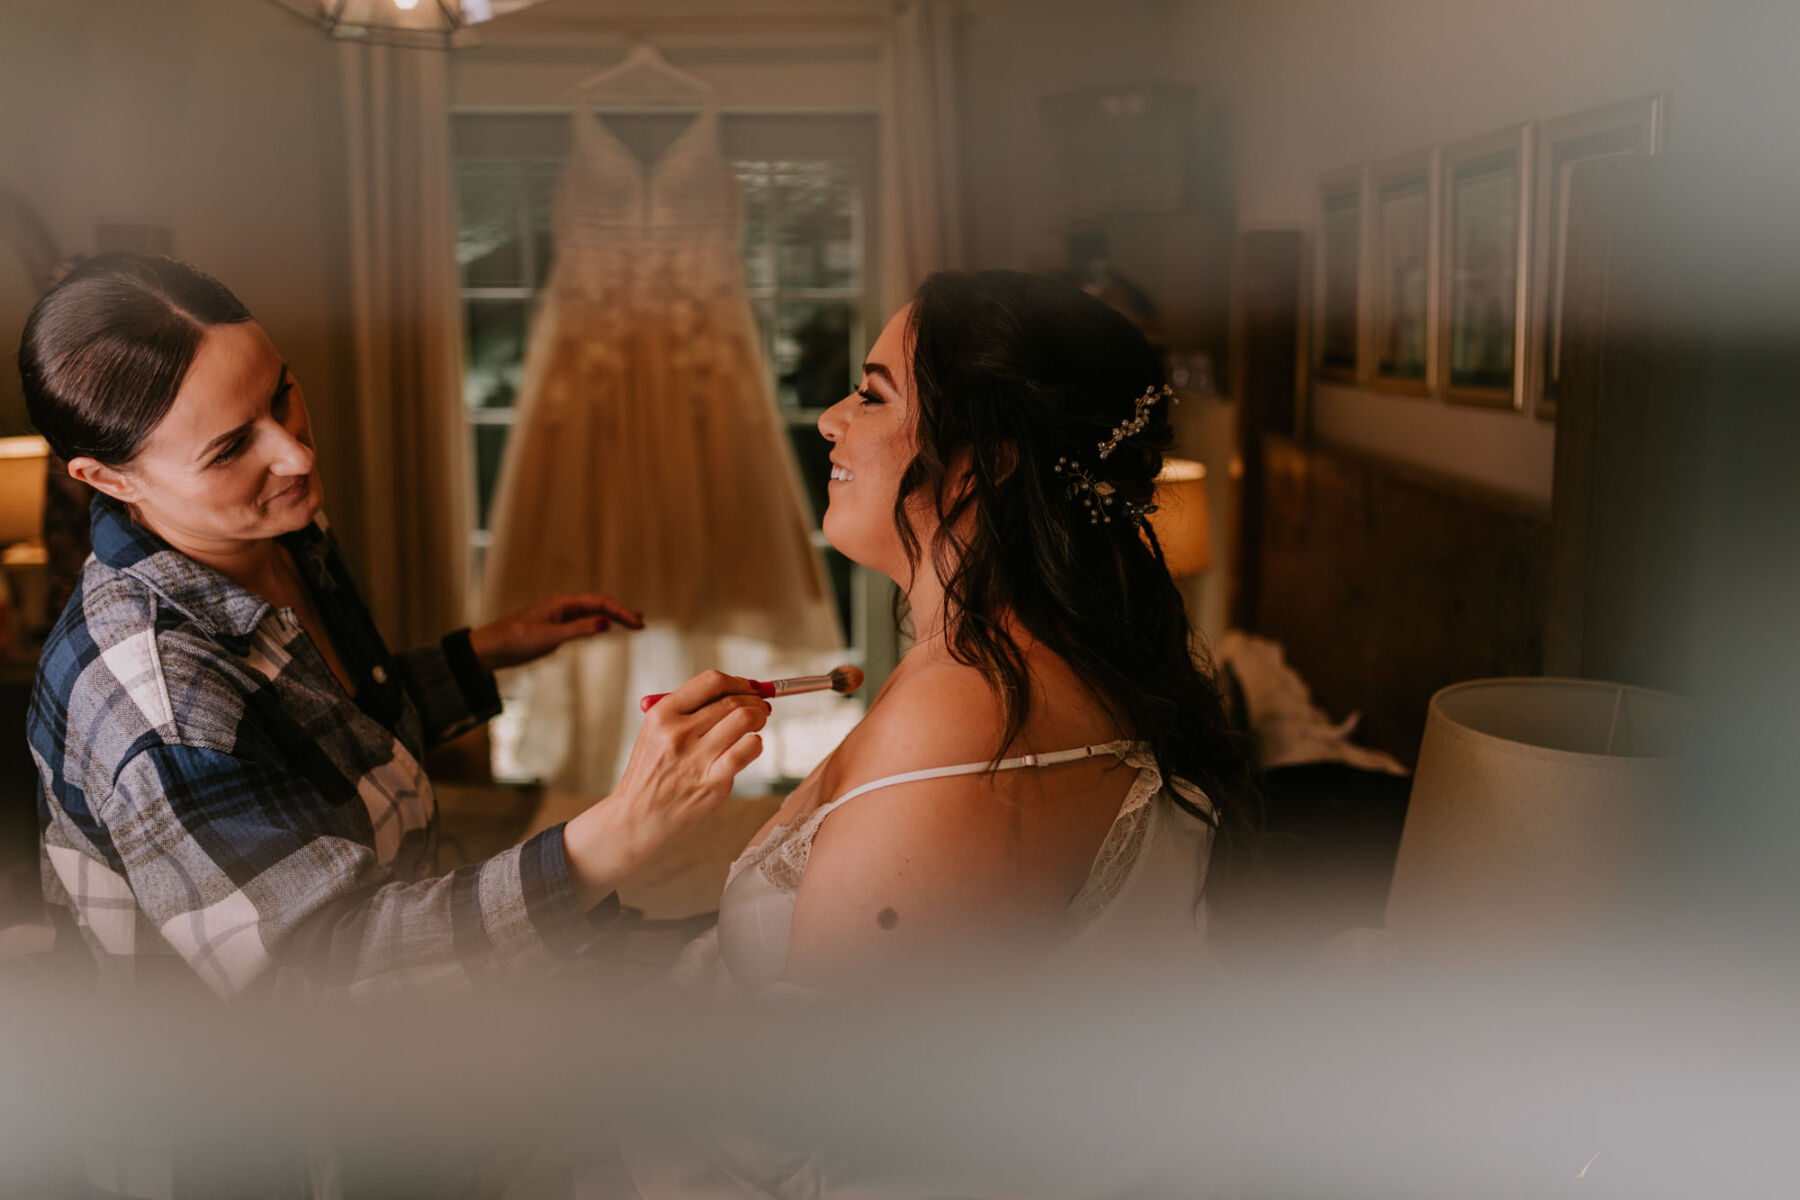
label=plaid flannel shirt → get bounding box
[29,495,615,1002]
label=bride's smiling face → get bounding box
[816,305,921,579]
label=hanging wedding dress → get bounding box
[480,102,845,794]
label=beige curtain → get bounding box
[880,0,965,313]
[338,41,473,648]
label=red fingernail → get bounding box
[763,701,772,713]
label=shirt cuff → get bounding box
[440,628,502,721]
[516,823,625,957]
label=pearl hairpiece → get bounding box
[1098,384,1175,460]
[1052,384,1177,525]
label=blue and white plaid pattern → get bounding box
[29,496,612,1002]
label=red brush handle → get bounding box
[639,679,774,713]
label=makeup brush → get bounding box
[639,664,866,713]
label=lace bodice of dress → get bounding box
[562,106,738,237]
[556,106,740,310]
[535,105,755,426]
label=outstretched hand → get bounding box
[469,592,644,673]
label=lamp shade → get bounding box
[1385,678,1687,952]
[1148,458,1213,578]
[0,435,48,546]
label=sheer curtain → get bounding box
[338,41,473,649]
[880,0,965,311]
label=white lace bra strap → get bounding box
[812,739,1146,821]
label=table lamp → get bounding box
[0,435,47,545]
[0,435,51,641]
[1385,677,1687,954]
[1149,457,1213,578]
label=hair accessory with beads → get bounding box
[1097,383,1176,461]
[1052,383,1175,524]
[1054,456,1158,526]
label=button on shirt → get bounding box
[29,496,615,1001]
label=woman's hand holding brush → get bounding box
[639,664,865,713]
[562,670,769,910]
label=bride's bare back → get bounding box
[746,638,1139,988]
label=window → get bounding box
[451,111,880,646]
[1315,173,1365,381]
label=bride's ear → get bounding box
[989,441,1020,484]
[963,442,1018,494]
[942,442,1018,511]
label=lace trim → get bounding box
[756,810,824,896]
[1063,746,1166,933]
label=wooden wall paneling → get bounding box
[1257,436,1551,764]
[1229,229,1305,632]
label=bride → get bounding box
[606,270,1255,1198]
[712,269,1253,994]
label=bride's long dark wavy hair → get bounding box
[894,270,1256,868]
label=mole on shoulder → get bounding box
[876,906,900,931]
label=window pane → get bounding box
[527,160,562,289]
[1376,174,1429,381]
[1448,150,1518,390]
[782,421,855,637]
[773,299,855,410]
[821,547,854,651]
[1321,188,1360,370]
[465,300,528,409]
[456,164,525,288]
[473,423,511,531]
[787,422,832,527]
[750,297,776,376]
[735,162,774,291]
[773,161,858,290]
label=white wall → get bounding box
[956,0,1239,637]
[1174,0,1798,504]
[957,0,1187,272]
[0,0,363,547]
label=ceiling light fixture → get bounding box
[265,0,545,51]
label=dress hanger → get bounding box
[572,41,715,109]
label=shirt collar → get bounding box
[88,494,333,647]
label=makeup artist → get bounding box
[20,253,771,1000]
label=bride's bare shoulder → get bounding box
[847,645,1113,767]
[837,655,1007,778]
[783,647,1127,988]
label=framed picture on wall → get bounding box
[1314,166,1368,383]
[1370,148,1439,395]
[1440,122,1533,409]
[1528,95,1663,421]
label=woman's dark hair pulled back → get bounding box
[18,252,253,466]
[898,269,1256,870]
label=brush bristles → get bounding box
[829,665,866,695]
